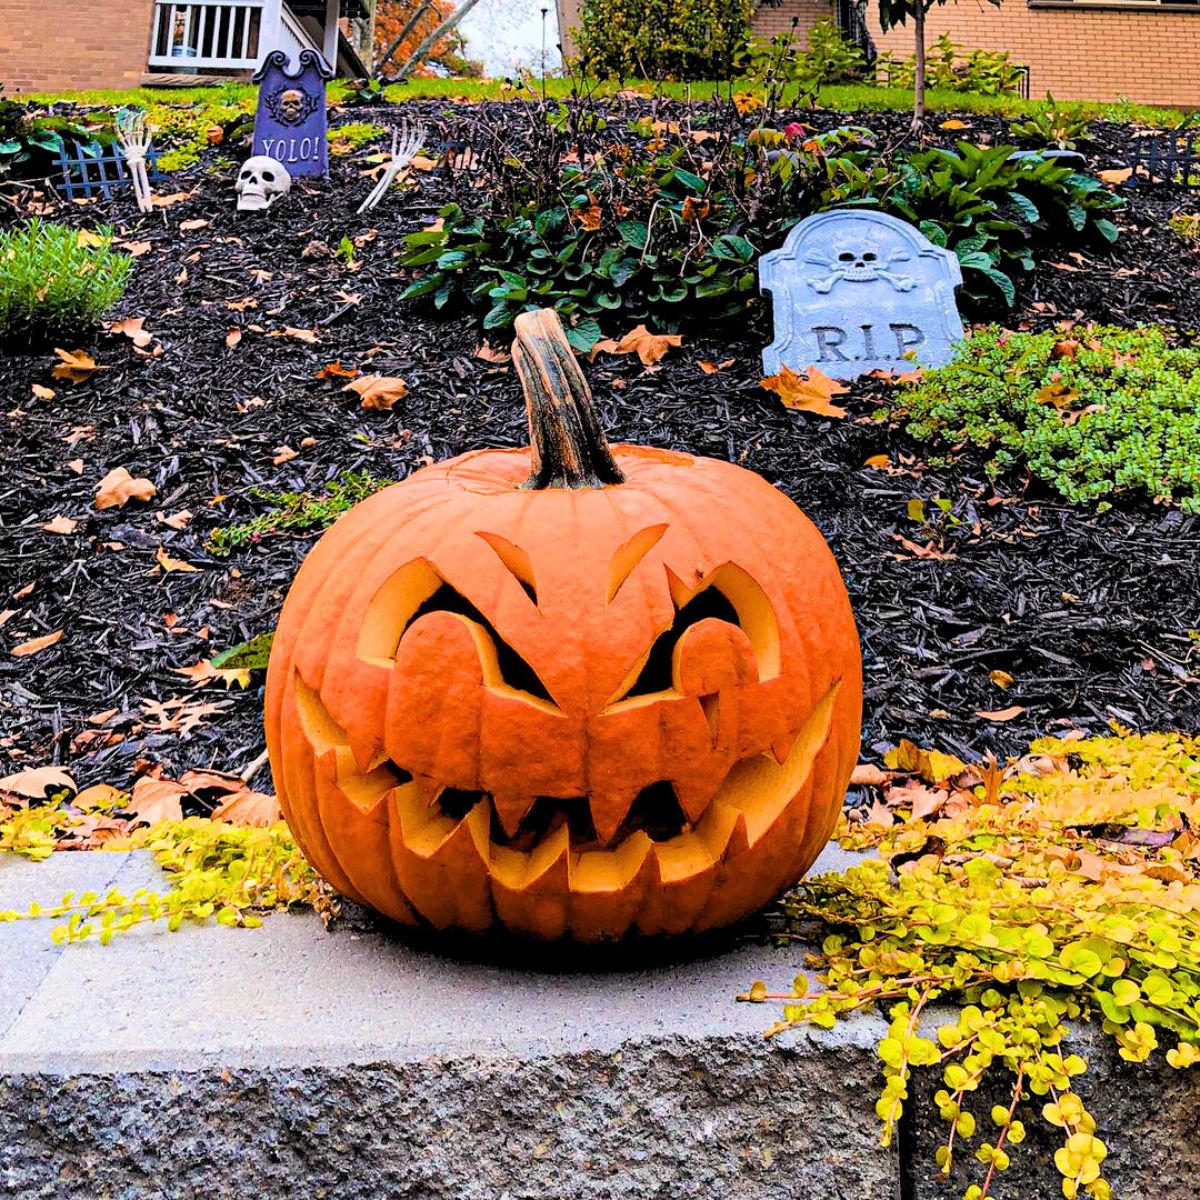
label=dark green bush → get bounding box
[576,0,755,80]
[885,326,1200,512]
[0,220,133,343]
[399,111,1122,341]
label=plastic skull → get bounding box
[236,156,292,213]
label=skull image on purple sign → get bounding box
[760,210,965,380]
[251,49,333,178]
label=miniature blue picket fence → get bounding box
[1123,134,1200,188]
[56,141,163,201]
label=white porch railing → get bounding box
[147,0,320,71]
[149,0,267,69]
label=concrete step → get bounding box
[1,846,1196,1199]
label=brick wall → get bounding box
[864,0,1200,107]
[0,0,157,94]
[753,0,835,41]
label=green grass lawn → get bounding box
[25,77,1188,129]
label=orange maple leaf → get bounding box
[759,365,849,418]
[593,324,682,369]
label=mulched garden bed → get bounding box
[2,97,1199,792]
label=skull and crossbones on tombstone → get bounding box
[804,230,916,294]
[267,86,316,127]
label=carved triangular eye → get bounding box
[621,587,741,698]
[408,582,554,704]
[357,559,555,708]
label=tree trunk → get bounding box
[910,1,926,134]
[394,0,487,80]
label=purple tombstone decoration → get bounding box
[252,49,333,178]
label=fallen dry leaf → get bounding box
[344,375,408,410]
[120,240,154,257]
[593,324,683,369]
[315,360,360,380]
[225,327,242,349]
[95,466,157,510]
[107,317,156,348]
[127,776,186,824]
[155,544,199,574]
[271,327,320,344]
[0,765,76,802]
[891,534,956,561]
[174,658,253,690]
[52,348,108,383]
[475,341,511,364]
[939,119,969,131]
[212,788,282,827]
[759,365,849,418]
[850,763,897,788]
[11,630,64,657]
[272,445,299,465]
[31,384,55,401]
[41,514,78,535]
[975,705,1028,722]
[989,669,1015,689]
[1098,167,1132,185]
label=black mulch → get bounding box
[1,98,1199,791]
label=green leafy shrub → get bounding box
[0,220,133,343]
[856,142,1121,305]
[399,112,1121,338]
[0,90,101,183]
[750,729,1200,1200]
[577,0,755,80]
[876,33,1026,97]
[1010,94,1094,150]
[207,471,390,555]
[885,325,1200,512]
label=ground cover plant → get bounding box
[885,326,1200,512]
[745,729,1200,1199]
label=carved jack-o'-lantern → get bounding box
[264,309,862,940]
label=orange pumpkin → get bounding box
[264,308,861,940]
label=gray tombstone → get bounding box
[760,210,965,379]
[251,49,333,179]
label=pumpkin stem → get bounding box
[513,309,626,490]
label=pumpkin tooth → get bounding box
[668,774,722,827]
[588,792,637,848]
[490,791,538,839]
[696,801,748,860]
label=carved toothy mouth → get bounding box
[288,672,840,883]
